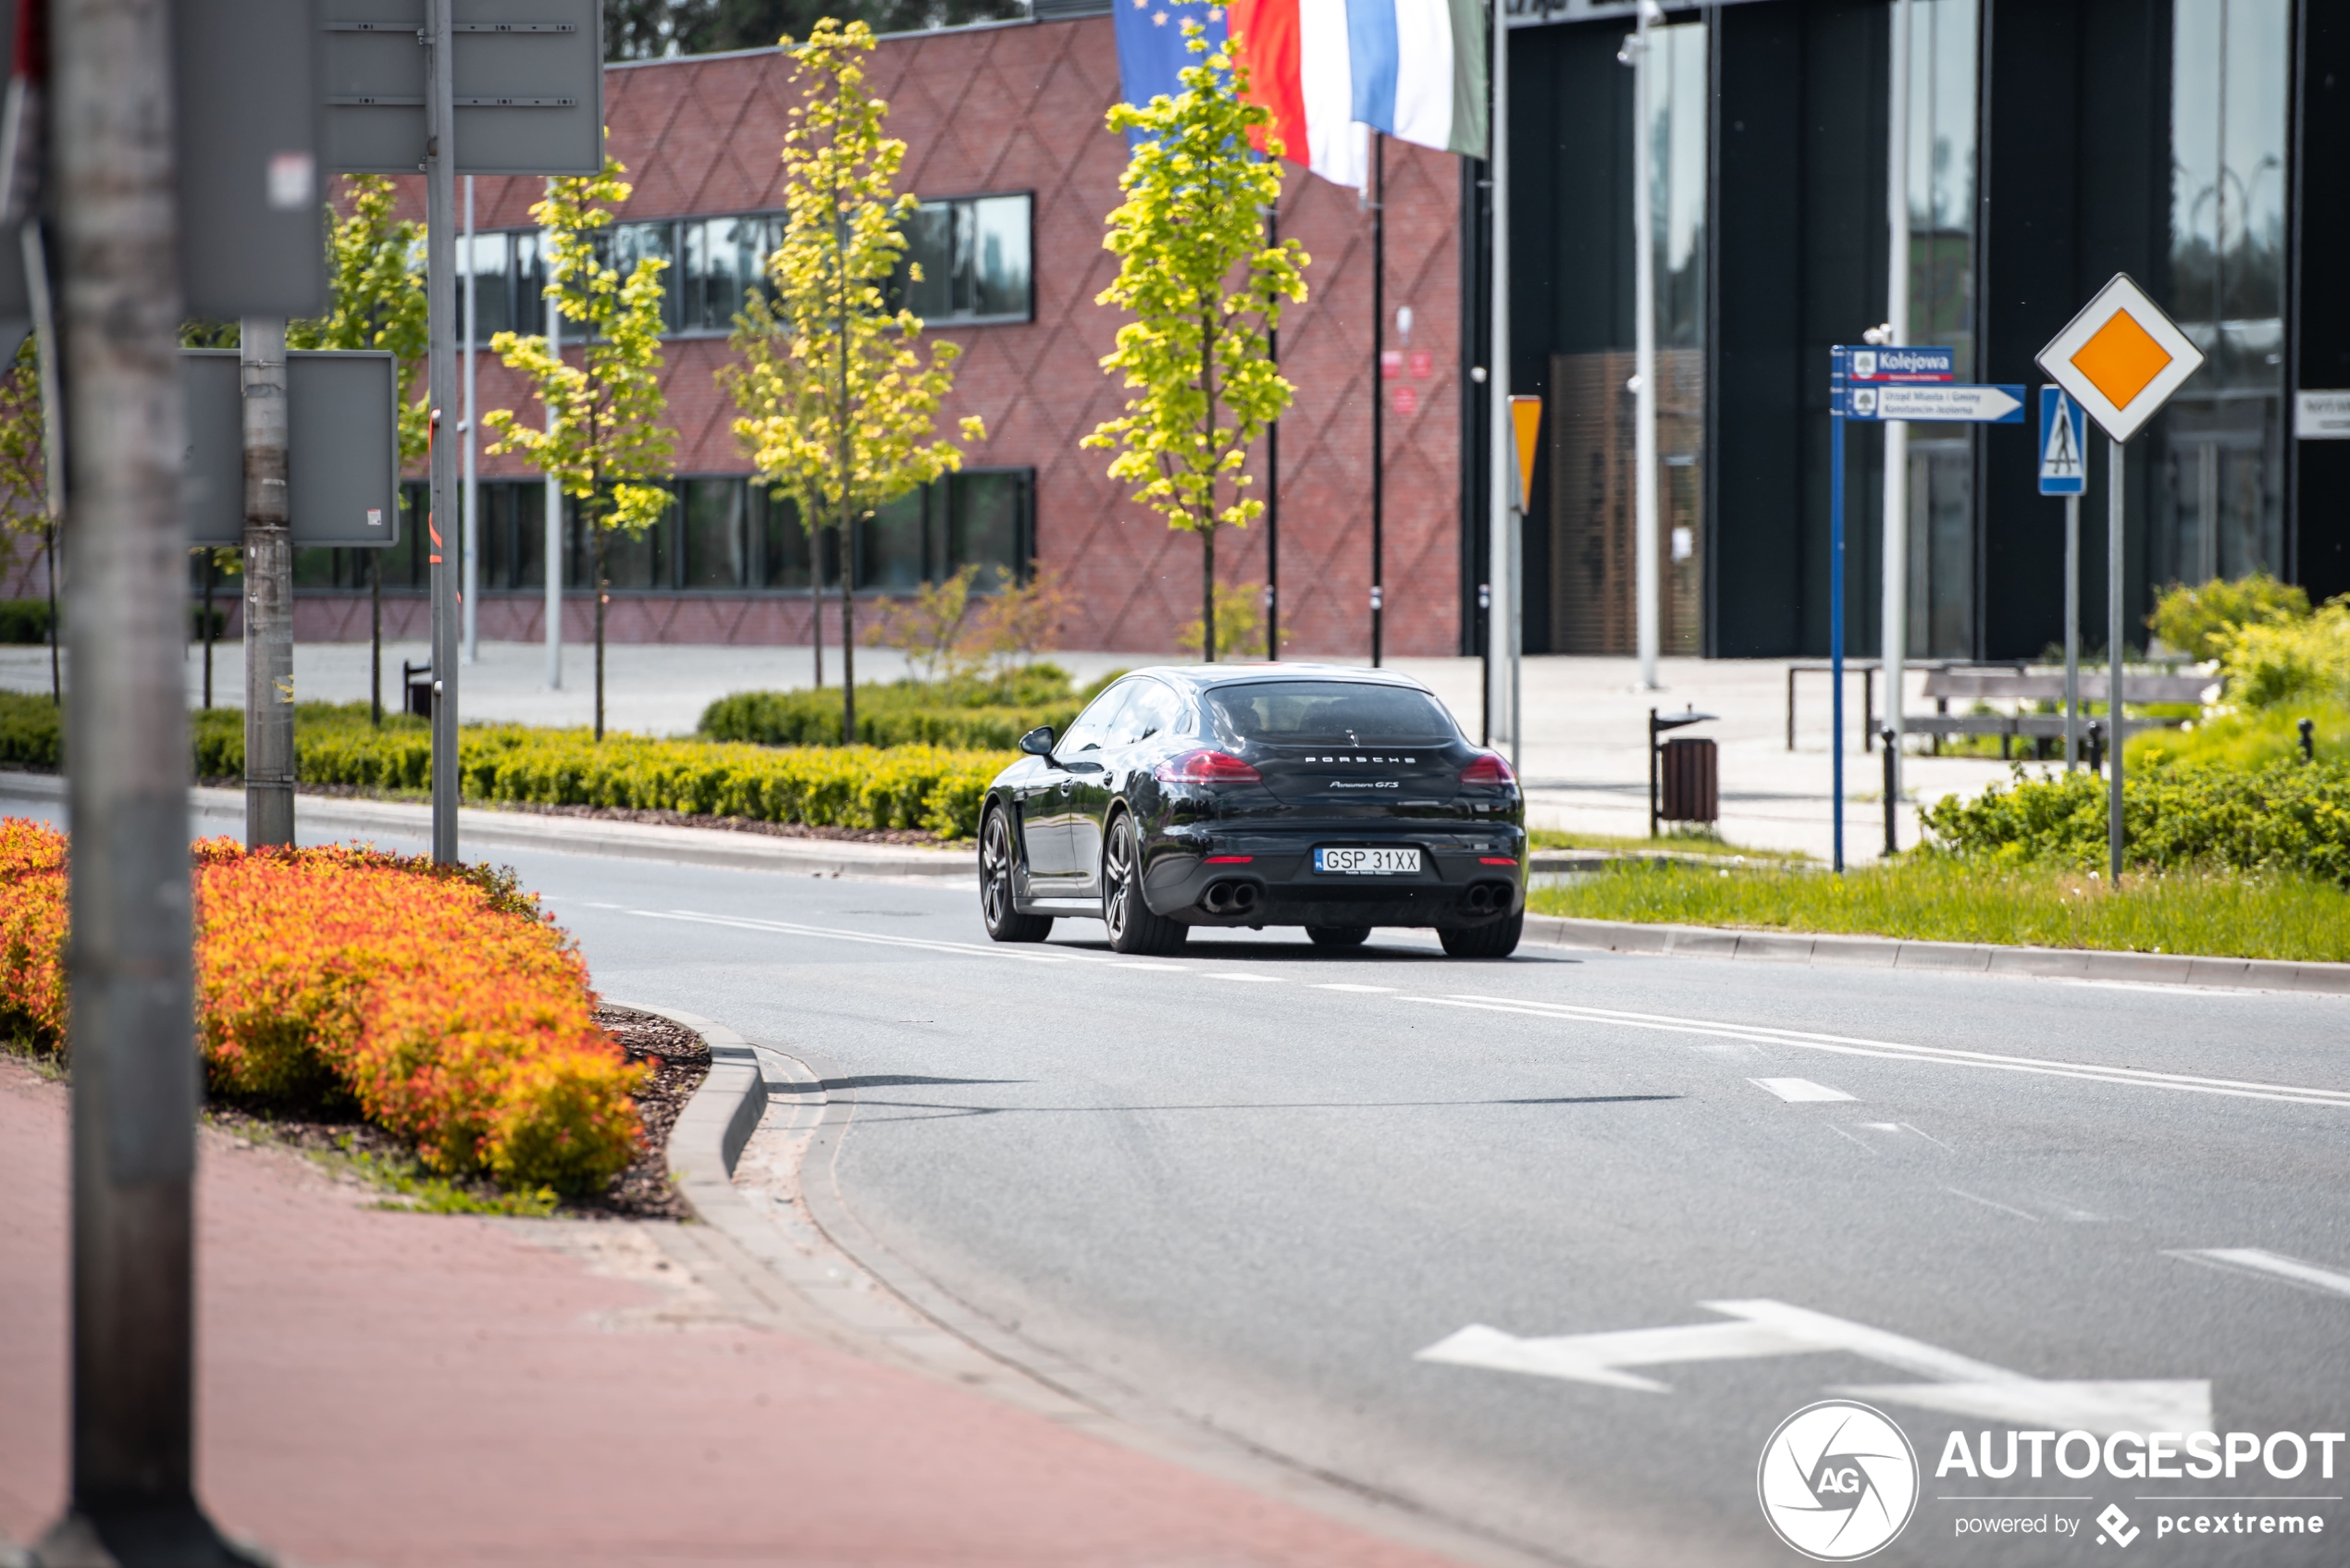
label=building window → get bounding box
[2155,0,2290,590]
[891,194,1033,325]
[679,215,784,333]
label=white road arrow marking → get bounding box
[2169,1247,2350,1300]
[1752,1077,1854,1102]
[1416,1298,2210,1435]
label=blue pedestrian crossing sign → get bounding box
[2038,386,2088,496]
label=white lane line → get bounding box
[1945,1188,2043,1222]
[1111,962,1187,971]
[1206,973,1285,983]
[1314,983,1398,993]
[1402,994,2350,1110]
[626,908,1098,966]
[1750,1077,1854,1103]
[2168,1248,2350,1299]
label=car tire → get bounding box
[1306,925,1372,948]
[1440,911,1523,958]
[1103,812,1186,956]
[980,806,1054,944]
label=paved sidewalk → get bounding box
[0,1061,1468,1568]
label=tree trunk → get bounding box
[44,525,59,704]
[593,524,608,741]
[201,551,214,708]
[839,523,857,744]
[1201,305,1217,661]
[1202,525,1217,662]
[370,545,382,726]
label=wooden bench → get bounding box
[1905,668,2220,758]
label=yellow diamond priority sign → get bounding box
[2035,273,2206,444]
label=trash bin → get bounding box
[1658,736,1718,823]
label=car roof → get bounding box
[1113,663,1440,696]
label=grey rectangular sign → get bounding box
[320,0,603,177]
[175,0,330,319]
[183,350,403,548]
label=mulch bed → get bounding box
[581,1003,711,1220]
[203,1002,711,1221]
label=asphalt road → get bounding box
[86,798,2350,1567]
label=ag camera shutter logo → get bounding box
[1757,1401,1919,1561]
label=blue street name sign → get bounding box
[2038,386,2088,496]
[1844,383,2026,424]
[1845,346,1956,383]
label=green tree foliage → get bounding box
[484,156,677,742]
[2146,572,2311,662]
[723,18,983,743]
[0,340,58,700]
[600,0,1020,62]
[291,174,432,464]
[1085,24,1305,662]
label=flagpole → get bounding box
[1370,132,1385,667]
[1267,200,1280,661]
[1488,0,1514,756]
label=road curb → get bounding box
[1525,913,2350,994]
[0,769,974,881]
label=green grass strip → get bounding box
[1528,854,2350,963]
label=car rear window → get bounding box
[1205,681,1459,745]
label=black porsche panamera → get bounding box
[977,664,1527,957]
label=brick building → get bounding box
[294,11,1470,659]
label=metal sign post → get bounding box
[2036,273,2208,887]
[2037,386,2088,768]
[1834,346,2023,866]
[424,0,461,863]
[1828,348,1849,872]
[320,0,604,862]
[1618,1,1661,692]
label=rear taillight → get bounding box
[1461,752,1515,786]
[1156,748,1263,784]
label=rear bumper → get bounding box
[1143,826,1526,928]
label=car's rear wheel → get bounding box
[1103,812,1186,955]
[1306,925,1372,948]
[980,807,1054,943]
[1440,911,1523,957]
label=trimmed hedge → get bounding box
[1922,759,2350,884]
[0,822,642,1193]
[188,709,1008,839]
[0,690,59,768]
[698,685,1079,751]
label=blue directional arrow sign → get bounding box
[1845,383,2025,424]
[2038,386,2088,495]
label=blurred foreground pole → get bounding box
[34,0,256,1558]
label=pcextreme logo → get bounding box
[1757,1401,1920,1562]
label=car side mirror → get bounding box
[1019,725,1056,757]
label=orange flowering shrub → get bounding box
[0,821,641,1194]
[192,839,643,1191]
[0,819,68,1047]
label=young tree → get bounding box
[724,17,983,745]
[291,174,431,725]
[1085,25,1305,661]
[484,156,676,741]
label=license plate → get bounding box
[1314,846,1421,876]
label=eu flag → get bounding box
[1113,0,1230,115]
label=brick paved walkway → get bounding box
[0,1062,1466,1568]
